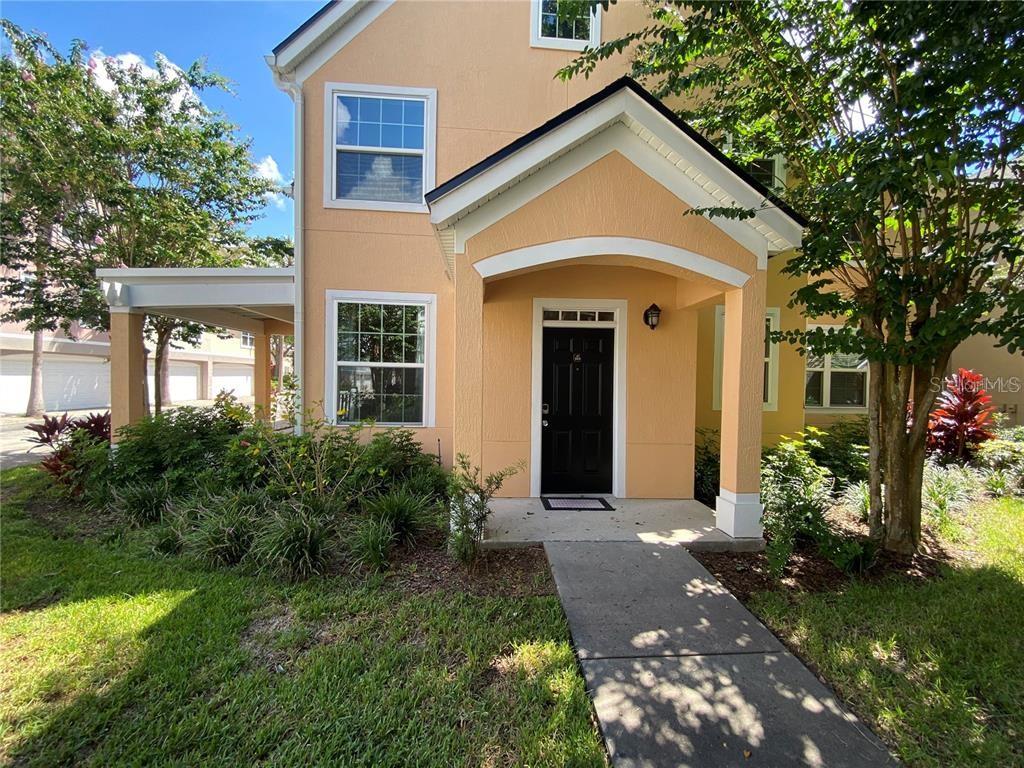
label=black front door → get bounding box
[541,326,614,494]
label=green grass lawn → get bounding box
[752,497,1024,768]
[0,467,605,767]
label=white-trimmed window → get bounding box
[530,0,601,51]
[746,156,787,192]
[713,307,781,412]
[326,290,436,426]
[804,332,868,409]
[324,83,437,212]
[240,331,255,349]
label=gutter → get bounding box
[267,57,306,435]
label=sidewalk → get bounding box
[546,541,897,767]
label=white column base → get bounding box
[715,489,764,539]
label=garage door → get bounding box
[212,363,253,397]
[147,361,200,404]
[0,354,110,413]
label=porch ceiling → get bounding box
[97,267,295,335]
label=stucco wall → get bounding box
[481,264,697,498]
[296,0,646,462]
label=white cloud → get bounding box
[255,155,289,210]
[86,50,197,113]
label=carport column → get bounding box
[716,270,767,538]
[453,253,484,466]
[253,330,273,420]
[109,308,147,442]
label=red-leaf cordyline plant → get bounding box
[927,369,995,462]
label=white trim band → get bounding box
[476,237,751,287]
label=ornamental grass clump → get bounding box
[254,500,335,581]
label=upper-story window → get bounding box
[240,331,255,349]
[324,83,437,213]
[530,0,601,51]
[746,156,787,192]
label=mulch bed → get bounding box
[388,527,556,598]
[693,506,960,602]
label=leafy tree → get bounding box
[87,53,272,412]
[563,1,1024,552]
[0,23,116,415]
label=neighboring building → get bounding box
[95,0,1022,543]
[0,319,256,414]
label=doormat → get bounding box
[541,497,615,511]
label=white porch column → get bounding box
[716,270,767,538]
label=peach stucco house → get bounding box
[97,0,1021,544]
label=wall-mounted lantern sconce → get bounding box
[643,303,661,330]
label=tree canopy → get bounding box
[563,0,1024,552]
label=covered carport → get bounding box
[98,267,295,439]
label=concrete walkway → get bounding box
[546,541,897,767]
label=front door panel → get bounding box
[541,327,614,494]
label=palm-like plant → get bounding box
[927,369,995,462]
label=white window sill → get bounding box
[805,405,868,413]
[324,198,428,213]
[530,36,591,51]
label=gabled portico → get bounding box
[426,77,804,540]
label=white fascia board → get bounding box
[475,236,750,287]
[429,92,630,226]
[118,283,295,309]
[451,123,769,263]
[281,1,396,84]
[273,1,365,72]
[623,92,803,249]
[431,89,802,260]
[96,267,294,282]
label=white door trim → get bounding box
[531,297,627,497]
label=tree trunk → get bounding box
[872,354,950,555]
[866,359,885,540]
[153,323,173,414]
[25,329,46,418]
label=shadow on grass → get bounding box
[1,504,604,767]
[752,560,1024,767]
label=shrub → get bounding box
[362,487,430,546]
[111,481,172,525]
[806,417,869,487]
[447,454,522,566]
[922,461,982,538]
[111,397,248,490]
[402,462,450,503]
[838,479,871,523]
[927,368,996,462]
[694,429,720,507]
[350,517,396,572]
[184,493,261,567]
[761,438,834,577]
[975,428,1024,496]
[27,411,111,492]
[254,501,335,580]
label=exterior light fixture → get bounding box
[643,303,661,330]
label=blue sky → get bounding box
[3,1,324,238]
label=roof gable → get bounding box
[268,0,394,83]
[427,78,805,268]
